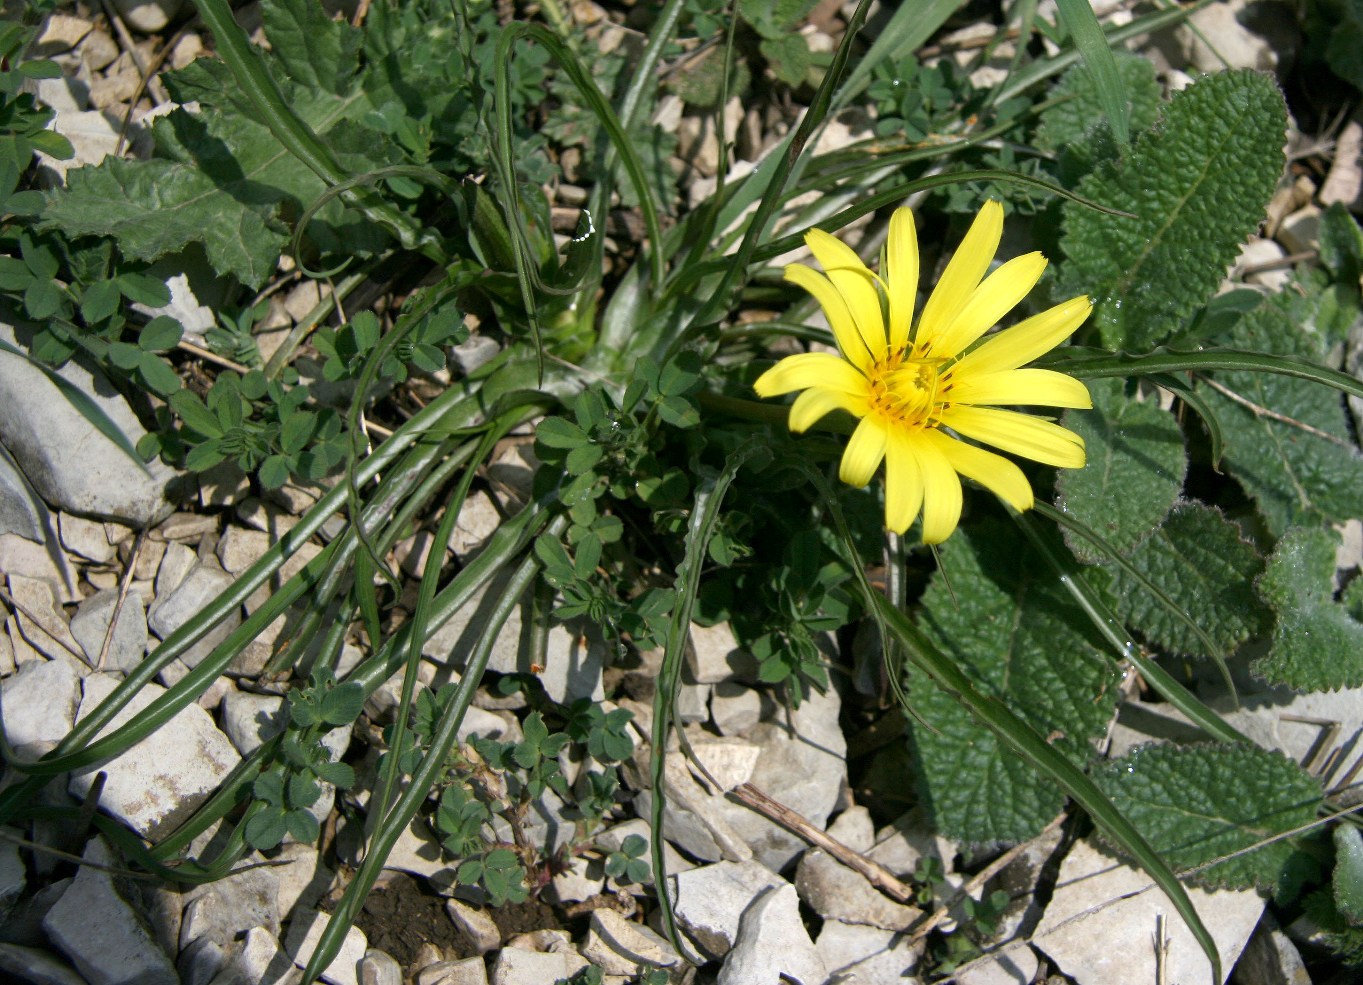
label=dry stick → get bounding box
[907,813,1067,945]
[1199,376,1355,448]
[97,527,148,672]
[728,783,914,904]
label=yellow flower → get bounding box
[754,200,1092,543]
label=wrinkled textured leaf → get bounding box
[262,0,362,95]
[1095,744,1322,899]
[1058,70,1286,350]
[1098,502,1265,657]
[908,520,1121,843]
[1255,527,1363,691]
[1201,290,1363,536]
[1056,378,1186,562]
[1034,53,1162,157]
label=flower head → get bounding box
[755,200,1092,543]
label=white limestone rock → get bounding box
[717,883,827,985]
[0,656,81,747]
[284,908,368,985]
[358,949,402,985]
[70,587,147,672]
[795,848,921,931]
[668,859,787,959]
[815,919,921,984]
[488,947,578,985]
[7,573,81,663]
[1032,839,1264,985]
[0,320,181,525]
[954,945,1039,985]
[113,0,184,33]
[0,942,90,985]
[42,837,178,985]
[0,447,50,542]
[147,558,241,668]
[68,672,241,838]
[580,907,681,978]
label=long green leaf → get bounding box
[1053,0,1129,143]
[870,592,1222,982]
[831,0,966,110]
[651,437,769,955]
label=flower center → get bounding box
[867,349,948,429]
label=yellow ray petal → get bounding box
[946,368,1092,409]
[923,429,1034,513]
[931,252,1047,358]
[884,430,925,535]
[784,263,875,372]
[754,352,869,398]
[839,416,887,487]
[788,386,870,433]
[806,229,888,358]
[915,435,964,544]
[940,405,1086,469]
[916,200,1003,349]
[950,296,1092,377]
[885,208,919,352]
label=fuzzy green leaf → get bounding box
[1098,502,1265,657]
[1055,378,1185,562]
[1095,744,1322,899]
[1200,291,1363,536]
[261,0,362,95]
[908,520,1121,842]
[1034,53,1162,163]
[42,158,284,289]
[319,682,366,726]
[1058,70,1286,350]
[1334,825,1363,926]
[1255,527,1363,691]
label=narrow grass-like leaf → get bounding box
[1053,0,1130,143]
[652,437,769,955]
[831,0,965,109]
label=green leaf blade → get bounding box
[1056,378,1186,562]
[908,520,1121,842]
[1059,71,1287,350]
[1095,744,1322,899]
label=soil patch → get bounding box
[354,873,472,965]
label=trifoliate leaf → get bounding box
[1058,70,1286,350]
[907,520,1121,843]
[1056,378,1186,562]
[1095,744,1322,900]
[1098,502,1265,657]
[1200,290,1363,537]
[1336,825,1363,926]
[1255,527,1363,691]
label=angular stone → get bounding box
[795,849,920,931]
[0,942,89,985]
[815,919,921,984]
[43,837,178,985]
[358,949,402,985]
[0,320,181,525]
[70,588,147,672]
[284,908,368,985]
[0,534,79,603]
[0,656,81,747]
[7,573,81,663]
[488,947,575,985]
[954,945,1039,985]
[669,859,787,959]
[580,908,681,977]
[180,863,281,951]
[34,14,94,53]
[687,621,752,683]
[273,841,334,919]
[68,672,241,839]
[448,490,501,556]
[59,512,115,563]
[827,805,876,853]
[714,682,847,871]
[0,830,24,923]
[0,448,50,542]
[718,883,827,985]
[413,956,487,985]
[710,680,765,736]
[445,898,501,954]
[1033,839,1264,985]
[113,0,184,33]
[214,925,301,985]
[147,558,241,667]
[687,735,761,792]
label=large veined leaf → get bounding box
[1095,743,1322,901]
[1255,527,1363,692]
[907,520,1121,842]
[1055,378,1186,562]
[1096,502,1265,658]
[1057,70,1287,350]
